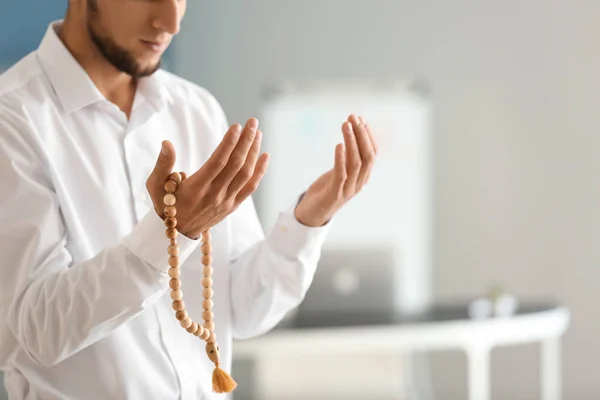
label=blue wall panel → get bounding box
[0,1,67,67]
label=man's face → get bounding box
[86,0,187,78]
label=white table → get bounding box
[233,306,570,400]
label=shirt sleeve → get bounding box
[0,110,199,367]
[228,195,331,339]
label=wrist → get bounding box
[177,225,202,241]
[155,207,202,240]
[294,204,330,227]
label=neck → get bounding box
[58,15,136,117]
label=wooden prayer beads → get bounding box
[163,171,237,394]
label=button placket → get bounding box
[123,136,151,222]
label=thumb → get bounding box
[151,140,177,182]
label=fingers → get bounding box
[227,129,263,197]
[151,140,177,182]
[348,114,376,190]
[359,116,378,156]
[189,122,243,183]
[332,143,347,191]
[148,140,177,199]
[147,141,177,219]
[235,152,270,203]
[212,118,259,187]
[341,121,360,197]
[359,116,378,185]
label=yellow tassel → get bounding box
[212,366,238,393]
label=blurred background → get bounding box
[2,0,600,399]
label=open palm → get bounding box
[294,115,378,227]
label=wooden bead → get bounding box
[207,331,217,344]
[164,206,177,218]
[166,228,177,239]
[201,243,212,253]
[200,328,211,341]
[201,255,212,266]
[187,321,199,334]
[163,194,176,206]
[168,256,179,268]
[175,310,188,321]
[169,278,181,290]
[205,342,220,363]
[172,300,185,311]
[180,317,192,329]
[202,266,213,277]
[202,310,214,321]
[203,288,214,299]
[170,289,183,301]
[202,277,213,288]
[203,299,214,310]
[169,172,182,184]
[194,324,205,337]
[164,180,178,193]
[204,321,216,331]
[168,267,180,279]
[201,231,211,243]
[168,245,180,256]
[180,172,187,180]
[165,217,177,229]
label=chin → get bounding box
[133,60,162,78]
[139,58,161,69]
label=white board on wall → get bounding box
[255,81,433,314]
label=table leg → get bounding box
[541,337,561,400]
[393,351,415,400]
[467,346,491,400]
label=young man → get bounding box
[0,1,377,398]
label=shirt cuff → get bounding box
[122,209,201,273]
[266,198,332,261]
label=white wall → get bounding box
[173,1,600,398]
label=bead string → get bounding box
[163,171,237,393]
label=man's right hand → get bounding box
[145,118,269,239]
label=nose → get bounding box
[152,0,183,35]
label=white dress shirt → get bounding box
[0,22,330,400]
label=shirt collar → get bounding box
[36,21,172,114]
[137,70,174,114]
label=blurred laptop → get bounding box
[286,245,405,328]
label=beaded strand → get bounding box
[163,171,237,393]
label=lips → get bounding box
[140,39,168,53]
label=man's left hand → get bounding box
[294,114,379,227]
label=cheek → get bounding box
[116,23,143,44]
[100,7,148,44]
